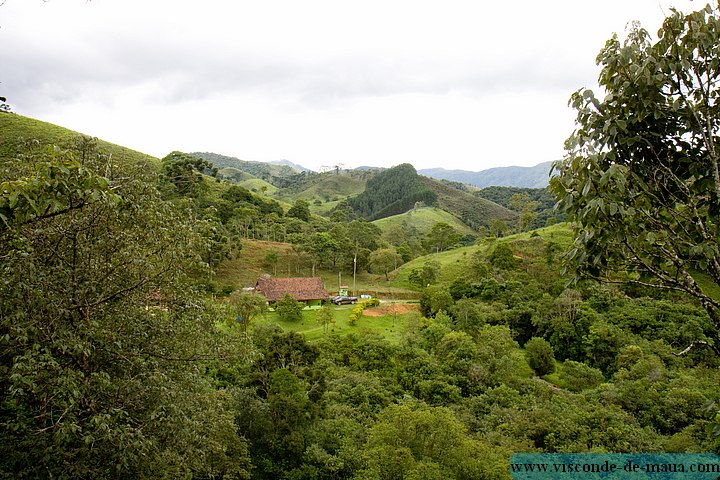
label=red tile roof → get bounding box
[255,277,330,302]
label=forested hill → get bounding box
[419,176,516,229]
[190,151,300,185]
[346,163,438,220]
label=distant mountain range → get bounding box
[419,161,555,189]
[189,154,554,189]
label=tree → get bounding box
[0,95,10,113]
[489,243,516,270]
[275,293,304,322]
[287,199,311,222]
[524,337,556,376]
[299,231,340,276]
[315,304,335,335]
[550,4,720,336]
[161,150,217,197]
[397,242,413,263]
[489,218,508,238]
[423,222,462,253]
[264,248,280,275]
[229,291,268,334]
[408,260,441,288]
[0,138,250,478]
[369,248,402,281]
[346,219,383,272]
[363,402,507,480]
[508,192,541,232]
[419,285,454,318]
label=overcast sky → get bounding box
[0,0,699,172]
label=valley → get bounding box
[2,111,719,479]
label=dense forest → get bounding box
[2,4,720,479]
[345,163,438,221]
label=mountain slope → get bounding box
[274,171,367,204]
[190,152,300,185]
[0,114,159,169]
[346,163,437,221]
[419,161,554,188]
[372,206,477,237]
[420,176,517,229]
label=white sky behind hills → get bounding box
[0,0,699,171]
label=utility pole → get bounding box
[353,253,357,296]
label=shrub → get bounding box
[524,337,556,376]
[275,293,304,322]
[559,360,604,392]
[349,298,380,325]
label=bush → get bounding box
[558,360,604,392]
[349,298,380,325]
[275,293,304,322]
[524,337,556,376]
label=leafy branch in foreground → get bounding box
[551,3,720,334]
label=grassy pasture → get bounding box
[255,302,419,342]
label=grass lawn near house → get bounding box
[254,302,419,342]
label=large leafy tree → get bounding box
[0,139,250,478]
[369,248,402,281]
[551,4,720,335]
[161,150,218,197]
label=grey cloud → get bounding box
[2,24,596,118]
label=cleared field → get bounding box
[255,301,419,342]
[373,206,477,236]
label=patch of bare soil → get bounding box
[363,303,418,317]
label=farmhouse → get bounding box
[255,276,330,308]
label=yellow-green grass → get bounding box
[239,178,278,195]
[275,173,365,205]
[373,206,477,236]
[390,222,573,289]
[0,113,159,170]
[253,303,415,342]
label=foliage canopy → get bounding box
[0,138,250,479]
[551,3,720,333]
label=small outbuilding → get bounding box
[255,277,330,308]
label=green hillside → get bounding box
[346,163,437,220]
[420,175,517,229]
[273,171,366,207]
[238,177,279,194]
[0,114,159,169]
[372,206,477,237]
[190,151,300,184]
[391,222,574,289]
[217,166,255,182]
